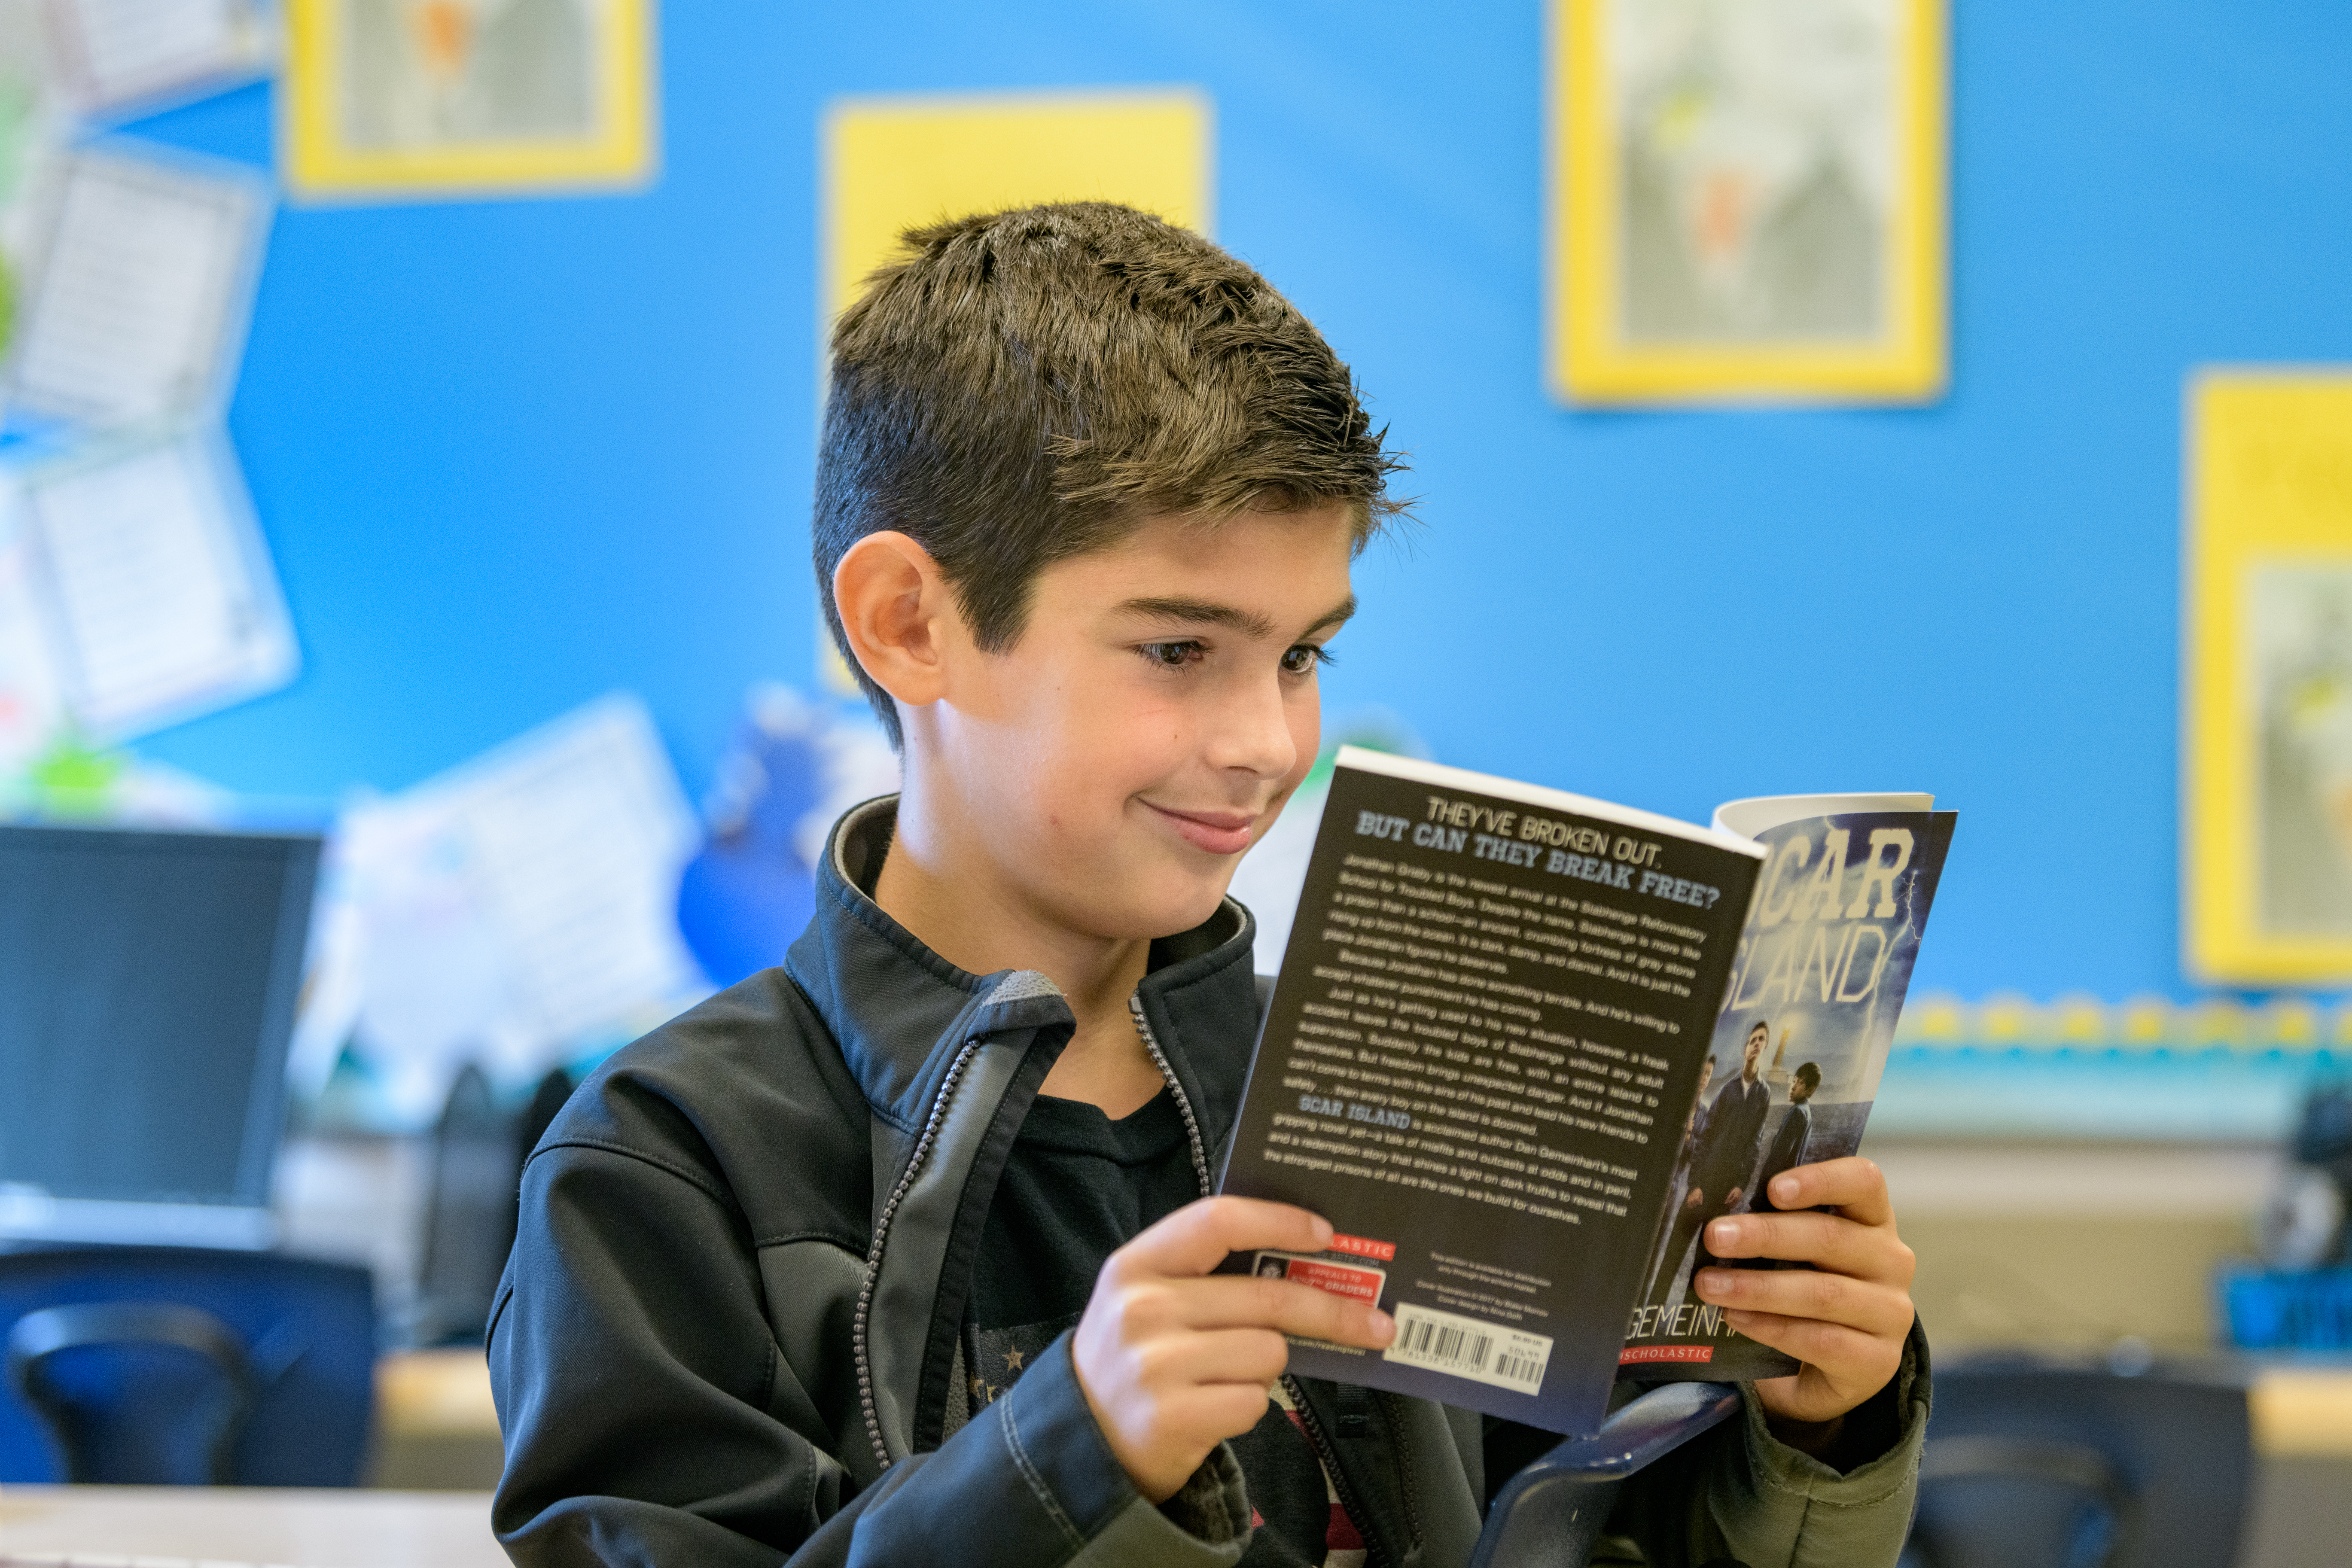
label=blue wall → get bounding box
[123,2,2352,1005]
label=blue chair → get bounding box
[0,1245,376,1485]
[1472,1381,1743,1568]
[1898,1360,2251,1568]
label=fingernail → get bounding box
[1695,1269,1731,1300]
[1368,1309,1395,1345]
[1310,1215,1334,1245]
[1709,1219,1740,1248]
[1772,1175,1799,1203]
[1722,1308,1755,1328]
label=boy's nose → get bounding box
[1207,672,1300,782]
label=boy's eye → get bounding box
[1138,641,1204,669]
[1281,643,1334,676]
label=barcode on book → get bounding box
[1382,1302,1553,1395]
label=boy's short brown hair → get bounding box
[813,201,1405,745]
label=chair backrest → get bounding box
[8,1298,259,1483]
[414,1065,515,1345]
[1470,1381,1742,1568]
[1904,1363,2252,1568]
[414,1064,574,1346]
[0,1245,375,1486]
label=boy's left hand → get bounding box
[1691,1157,1916,1446]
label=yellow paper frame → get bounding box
[1549,0,1947,405]
[821,88,1213,321]
[280,0,658,201]
[2184,371,2352,983]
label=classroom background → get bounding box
[3,3,2351,1565]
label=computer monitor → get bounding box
[0,823,322,1248]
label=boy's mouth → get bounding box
[1142,802,1258,856]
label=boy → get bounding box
[490,203,1927,1567]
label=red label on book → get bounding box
[1328,1233,1397,1261]
[1253,1251,1386,1306]
[1618,1346,1715,1364]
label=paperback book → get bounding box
[1216,748,1955,1435]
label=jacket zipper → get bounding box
[852,1034,984,1474]
[1283,1371,1389,1568]
[1128,996,1389,1567]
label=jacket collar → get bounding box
[784,796,1263,1150]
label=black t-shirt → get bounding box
[966,1089,1357,1567]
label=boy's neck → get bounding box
[875,788,1169,1120]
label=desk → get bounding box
[0,1487,504,1567]
[373,1350,505,1489]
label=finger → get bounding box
[1160,1380,1288,1445]
[1703,1213,1917,1286]
[1691,1265,1913,1338]
[1132,1326,1293,1389]
[1112,1197,1333,1280]
[1720,1309,1900,1390]
[1760,1157,1894,1226]
[1170,1275,1397,1346]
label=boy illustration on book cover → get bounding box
[1625,807,1956,1379]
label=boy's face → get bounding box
[932,506,1355,943]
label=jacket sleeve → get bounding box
[489,1142,1253,1568]
[1593,1318,1932,1568]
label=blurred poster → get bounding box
[0,505,66,772]
[296,693,708,1123]
[45,0,277,119]
[0,1,69,370]
[280,0,656,202]
[7,427,295,742]
[1551,0,1945,404]
[6,140,270,428]
[675,684,899,988]
[2186,373,2352,983]
[2249,566,2352,935]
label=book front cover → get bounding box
[1624,808,1956,1380]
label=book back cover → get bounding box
[1217,748,1765,1434]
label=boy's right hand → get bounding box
[1071,1197,1396,1503]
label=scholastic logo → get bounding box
[1619,1346,1714,1364]
[1328,1233,1397,1262]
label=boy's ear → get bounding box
[833,531,956,712]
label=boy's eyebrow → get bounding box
[1114,594,1358,639]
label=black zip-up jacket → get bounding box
[489,798,1929,1566]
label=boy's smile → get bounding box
[1138,801,1259,857]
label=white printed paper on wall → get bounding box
[302,694,711,1124]
[7,140,269,428]
[44,0,277,118]
[0,495,67,772]
[14,427,297,738]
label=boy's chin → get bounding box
[1091,859,1240,943]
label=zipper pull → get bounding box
[1334,1381,1372,1439]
